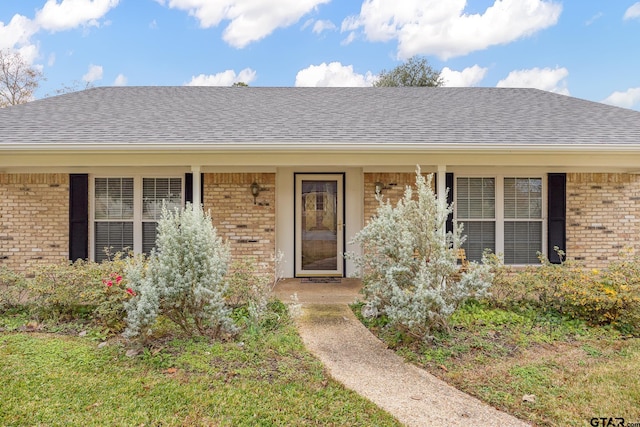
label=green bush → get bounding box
[0,266,29,310]
[1,254,137,333]
[486,250,640,334]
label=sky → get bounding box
[1,0,640,111]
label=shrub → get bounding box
[487,249,640,334]
[0,266,29,310]
[124,203,235,340]
[346,168,492,340]
[226,251,284,329]
[16,254,136,331]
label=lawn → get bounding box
[0,318,401,427]
[356,300,640,427]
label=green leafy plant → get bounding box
[226,251,285,332]
[10,254,136,332]
[0,266,29,310]
[486,249,640,335]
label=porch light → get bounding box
[250,182,260,204]
[375,182,384,194]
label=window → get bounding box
[504,178,542,264]
[93,176,182,262]
[142,178,182,254]
[456,176,544,264]
[94,178,134,262]
[456,178,496,262]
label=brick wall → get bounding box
[566,173,640,267]
[363,172,435,221]
[202,173,276,275]
[0,174,69,273]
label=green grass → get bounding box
[354,300,640,427]
[0,323,401,426]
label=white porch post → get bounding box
[437,165,447,203]
[437,165,447,237]
[191,165,201,208]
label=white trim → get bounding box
[4,142,640,153]
[191,165,201,208]
[294,173,345,277]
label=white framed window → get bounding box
[92,176,183,262]
[503,177,543,264]
[455,175,545,265]
[456,177,496,262]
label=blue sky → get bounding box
[1,0,640,110]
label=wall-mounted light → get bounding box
[375,182,384,195]
[250,182,260,204]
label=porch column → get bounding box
[191,165,201,208]
[437,165,447,237]
[437,165,447,203]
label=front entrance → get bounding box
[295,174,344,277]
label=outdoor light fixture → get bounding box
[250,182,260,204]
[375,182,384,194]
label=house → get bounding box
[1,86,640,277]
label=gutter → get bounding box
[2,142,640,153]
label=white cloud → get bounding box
[47,53,56,66]
[312,19,336,34]
[441,65,488,87]
[341,31,356,46]
[343,0,562,60]
[113,74,127,86]
[36,0,120,32]
[1,1,118,68]
[0,14,39,50]
[186,68,257,86]
[159,0,330,48]
[624,3,640,20]
[295,62,376,87]
[82,64,103,83]
[602,87,640,109]
[497,66,569,95]
[585,12,603,26]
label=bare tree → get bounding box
[0,49,44,108]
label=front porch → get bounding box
[272,278,362,305]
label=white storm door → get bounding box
[295,174,344,277]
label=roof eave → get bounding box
[1,142,640,154]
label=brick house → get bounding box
[1,87,640,277]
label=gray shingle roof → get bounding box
[1,86,639,147]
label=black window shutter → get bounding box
[446,172,454,235]
[547,173,566,264]
[69,174,89,261]
[184,173,204,206]
[185,173,193,204]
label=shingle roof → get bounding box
[1,86,639,147]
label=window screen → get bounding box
[504,178,543,264]
[94,178,134,261]
[457,177,496,262]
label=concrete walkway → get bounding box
[274,279,530,427]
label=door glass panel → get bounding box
[301,180,338,271]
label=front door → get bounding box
[295,174,344,277]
